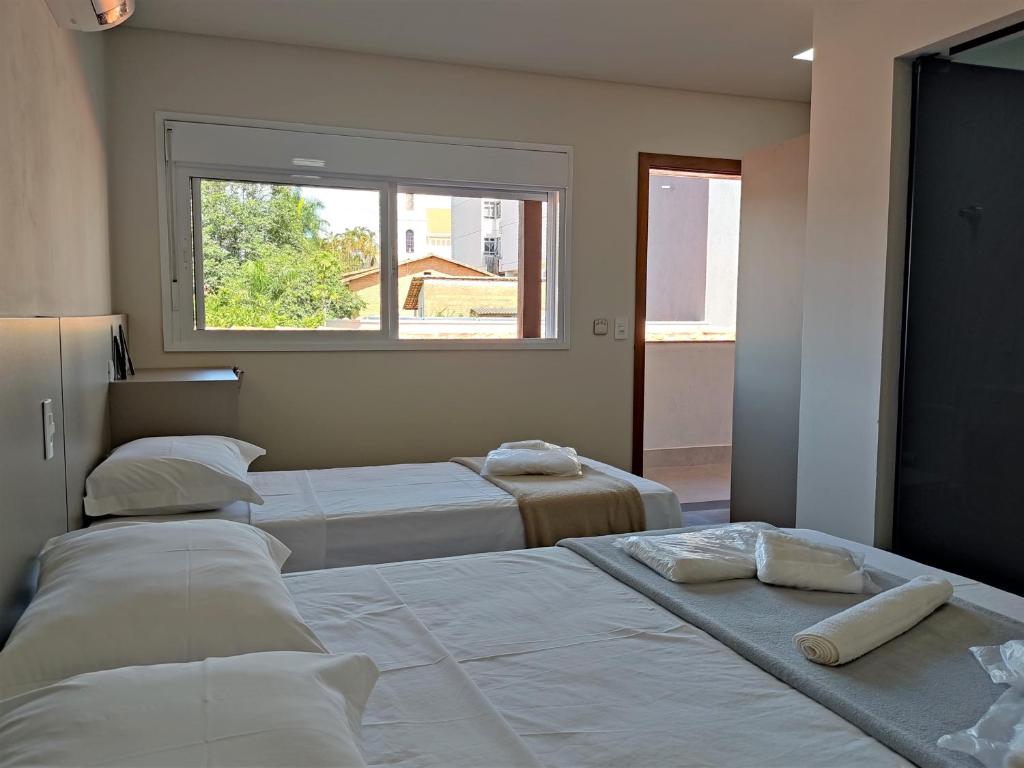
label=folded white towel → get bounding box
[794,575,954,666]
[755,530,876,594]
[482,444,582,477]
[618,523,775,583]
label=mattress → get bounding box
[94,458,681,572]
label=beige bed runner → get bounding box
[451,458,645,547]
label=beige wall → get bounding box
[106,29,808,470]
[643,342,735,452]
[797,0,1024,544]
[0,0,111,317]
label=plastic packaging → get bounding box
[481,443,582,477]
[755,529,877,594]
[615,522,775,583]
[939,640,1024,767]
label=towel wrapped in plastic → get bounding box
[499,440,551,450]
[616,523,775,583]
[940,640,1024,768]
[794,575,953,666]
[482,442,582,477]
[755,529,877,594]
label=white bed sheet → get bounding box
[286,565,540,768]
[93,459,681,572]
[288,546,912,768]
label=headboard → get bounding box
[0,314,124,644]
[0,318,68,642]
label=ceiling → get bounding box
[128,0,815,102]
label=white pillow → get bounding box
[0,520,325,697]
[754,529,877,593]
[0,651,378,768]
[84,435,266,517]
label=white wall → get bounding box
[0,0,110,317]
[643,342,735,451]
[797,0,1024,544]
[106,29,808,470]
[704,179,741,328]
[646,177,709,322]
[731,134,808,527]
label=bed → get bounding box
[3,513,1019,766]
[91,457,681,572]
[274,528,1024,768]
[281,528,1023,768]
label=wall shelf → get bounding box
[109,368,242,446]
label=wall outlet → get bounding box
[593,318,609,336]
[614,317,628,340]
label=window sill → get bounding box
[645,329,735,343]
[164,334,570,353]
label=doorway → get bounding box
[633,153,741,522]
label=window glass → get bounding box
[397,188,555,340]
[195,179,382,332]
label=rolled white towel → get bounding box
[794,575,954,666]
[755,530,876,594]
[482,445,582,477]
[617,523,775,583]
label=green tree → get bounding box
[200,180,369,329]
[324,226,380,270]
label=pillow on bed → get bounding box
[0,652,378,768]
[0,520,325,698]
[84,435,266,517]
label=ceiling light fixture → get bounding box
[793,48,814,62]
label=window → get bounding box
[160,117,569,350]
[644,170,740,342]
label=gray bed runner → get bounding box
[559,528,1024,768]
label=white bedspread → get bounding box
[288,545,910,767]
[95,459,680,572]
[286,565,540,768]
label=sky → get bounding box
[302,187,382,238]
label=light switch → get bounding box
[614,317,628,340]
[41,398,56,460]
[593,318,609,336]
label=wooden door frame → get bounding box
[632,153,742,475]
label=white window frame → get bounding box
[155,113,572,352]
